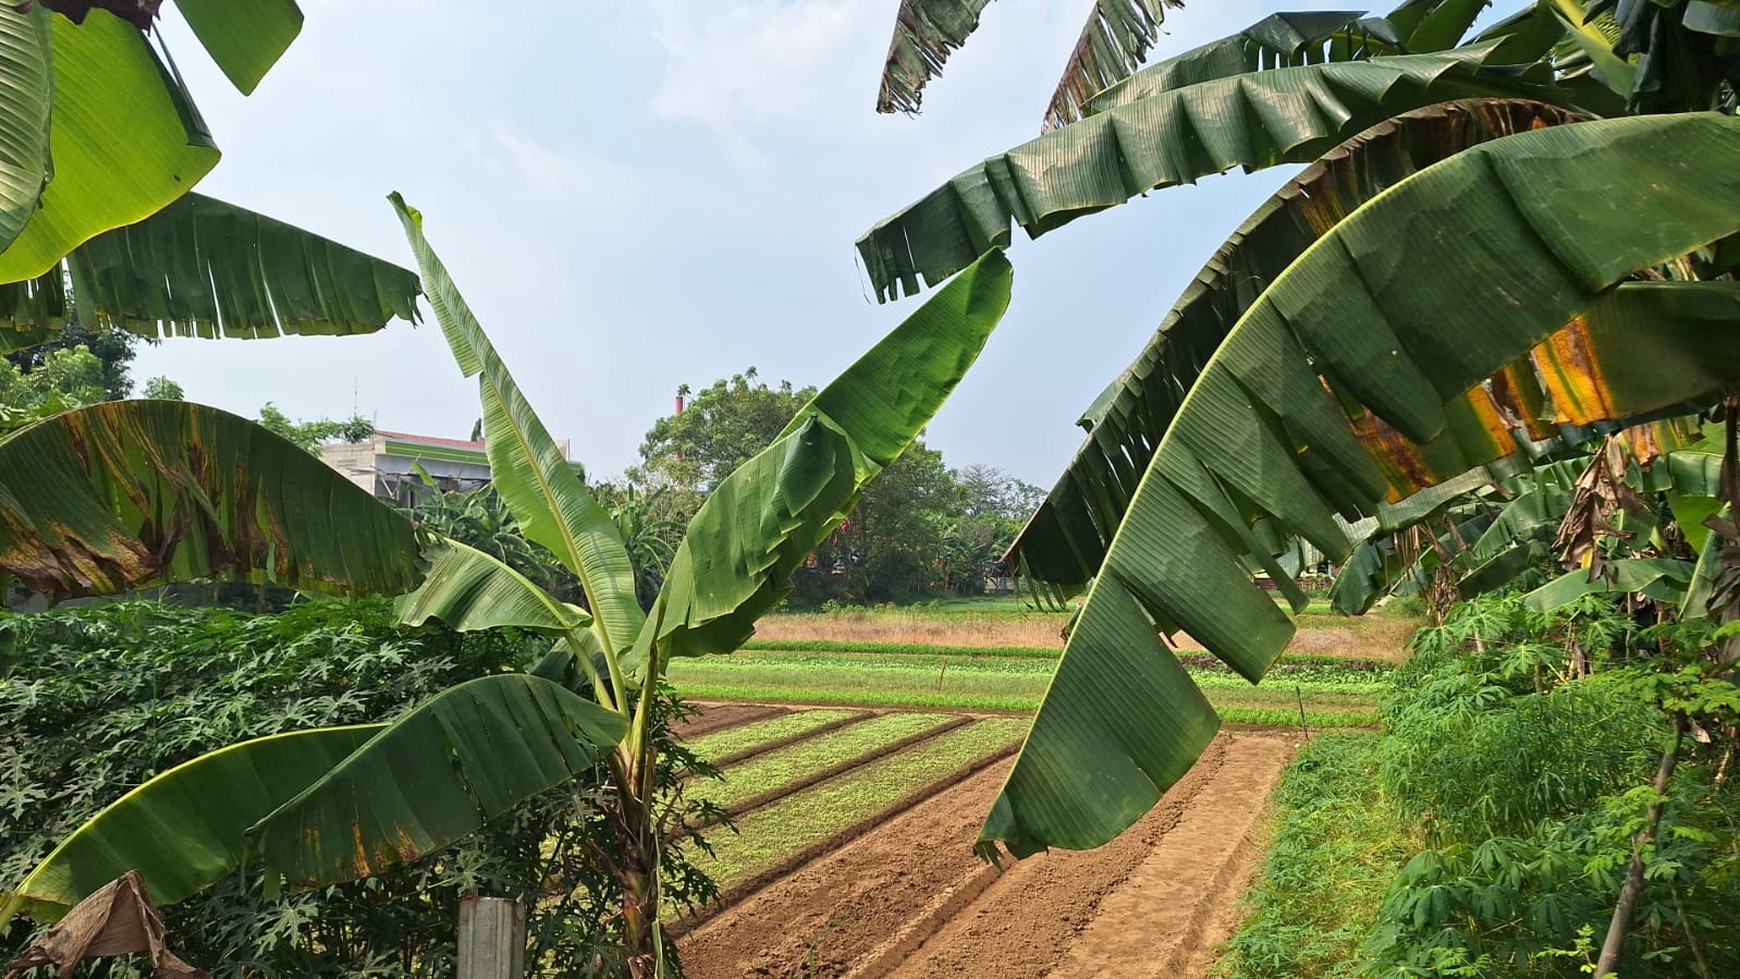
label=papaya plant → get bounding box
[0,196,1013,978]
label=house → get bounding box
[318,429,583,505]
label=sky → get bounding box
[133,0,1304,488]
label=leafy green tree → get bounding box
[256,402,375,454]
[812,442,964,602]
[637,369,816,493]
[140,375,183,400]
[0,344,105,433]
[3,321,137,399]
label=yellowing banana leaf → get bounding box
[397,537,592,636]
[171,0,302,95]
[0,6,52,256]
[248,674,627,890]
[1009,99,1587,593]
[390,193,644,662]
[636,249,1013,666]
[0,10,219,284]
[0,400,421,600]
[0,726,381,928]
[858,43,1547,302]
[983,113,1740,859]
[0,192,421,348]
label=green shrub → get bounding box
[0,600,719,978]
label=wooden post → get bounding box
[458,893,525,979]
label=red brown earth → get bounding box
[678,728,1296,979]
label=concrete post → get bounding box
[458,893,525,979]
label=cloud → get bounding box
[646,0,882,160]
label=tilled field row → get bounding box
[679,721,1297,979]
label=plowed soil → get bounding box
[680,731,1295,979]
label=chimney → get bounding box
[675,394,686,414]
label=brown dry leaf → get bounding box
[4,870,207,979]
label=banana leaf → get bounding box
[0,400,421,600]
[0,10,219,284]
[857,43,1554,302]
[636,249,1013,666]
[0,726,382,927]
[1040,0,1181,133]
[171,0,302,95]
[249,674,627,889]
[397,537,592,636]
[982,113,1740,858]
[391,192,644,662]
[1522,557,1694,611]
[876,0,997,115]
[0,6,51,256]
[1008,99,1588,592]
[0,192,421,347]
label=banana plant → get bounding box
[3,196,1013,978]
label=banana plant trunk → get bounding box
[615,657,665,979]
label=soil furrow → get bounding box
[675,704,790,740]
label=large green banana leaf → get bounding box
[635,250,1013,666]
[390,193,644,662]
[857,43,1555,301]
[1008,99,1587,593]
[1078,9,1379,115]
[0,10,219,284]
[248,674,627,890]
[0,725,382,927]
[982,113,1740,858]
[397,537,592,636]
[0,192,421,351]
[0,6,52,257]
[0,400,421,600]
[1523,557,1694,610]
[171,0,302,95]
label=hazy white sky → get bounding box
[134,0,1302,486]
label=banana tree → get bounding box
[0,3,423,354]
[3,196,1013,977]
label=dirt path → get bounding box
[680,732,1295,979]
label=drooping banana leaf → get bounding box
[397,537,591,636]
[1039,0,1182,133]
[0,725,382,927]
[248,674,627,890]
[858,43,1559,302]
[171,0,303,95]
[636,250,1013,666]
[0,400,421,600]
[982,113,1740,858]
[390,193,644,662]
[0,6,52,257]
[0,192,422,348]
[0,10,219,284]
[1008,99,1588,592]
[1522,557,1694,611]
[1078,9,1381,115]
[876,0,997,115]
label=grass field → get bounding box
[666,651,1384,728]
[754,595,1420,662]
